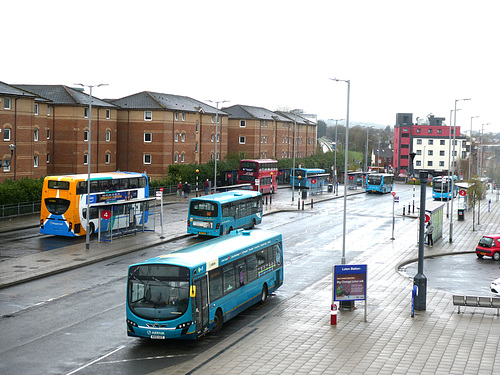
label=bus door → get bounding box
[194,276,209,337]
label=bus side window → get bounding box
[223,264,235,294]
[235,259,247,287]
[247,254,258,282]
[274,244,282,266]
[209,269,223,301]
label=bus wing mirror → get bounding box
[190,285,196,298]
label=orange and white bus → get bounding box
[237,159,278,194]
[40,172,149,237]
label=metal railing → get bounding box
[1,201,42,219]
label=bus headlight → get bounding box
[126,319,138,327]
[176,321,192,330]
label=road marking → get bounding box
[66,345,126,374]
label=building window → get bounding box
[34,129,39,142]
[34,103,39,115]
[175,112,179,121]
[402,128,409,132]
[181,154,185,163]
[175,133,179,142]
[105,153,110,164]
[143,154,151,164]
[106,109,111,119]
[144,132,152,142]
[239,136,246,144]
[196,122,199,132]
[211,115,215,123]
[46,130,50,140]
[84,154,89,165]
[416,128,421,133]
[402,133,409,138]
[3,97,11,110]
[47,107,50,116]
[211,152,214,160]
[84,130,89,141]
[401,144,409,148]
[47,154,50,164]
[195,142,198,152]
[240,120,246,127]
[181,133,186,142]
[84,108,89,118]
[440,140,445,145]
[439,161,445,167]
[428,129,433,134]
[144,111,152,121]
[427,161,433,166]
[416,161,421,166]
[437,129,442,134]
[174,154,178,163]
[181,113,185,121]
[34,155,39,168]
[440,150,445,156]
[106,131,111,141]
[211,133,214,142]
[428,140,433,145]
[416,150,422,155]
[417,139,422,145]
[428,150,433,156]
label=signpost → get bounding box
[391,191,397,240]
[332,264,367,323]
[157,188,164,239]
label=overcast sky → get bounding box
[4,1,499,134]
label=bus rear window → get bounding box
[48,180,70,190]
[44,198,70,215]
[190,201,218,217]
[367,176,382,185]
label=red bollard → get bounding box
[302,201,305,210]
[331,303,338,325]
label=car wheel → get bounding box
[493,252,500,261]
[211,309,224,334]
[476,253,484,259]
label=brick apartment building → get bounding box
[394,113,467,177]
[1,81,317,183]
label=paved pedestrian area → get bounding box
[1,187,499,374]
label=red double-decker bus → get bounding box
[238,159,278,194]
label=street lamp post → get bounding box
[469,116,479,180]
[334,119,343,195]
[75,83,108,250]
[414,170,429,310]
[479,123,490,177]
[450,98,470,243]
[207,100,228,194]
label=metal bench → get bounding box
[453,295,500,315]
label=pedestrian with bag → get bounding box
[425,221,434,247]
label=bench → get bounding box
[452,295,500,315]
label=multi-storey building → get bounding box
[394,113,467,176]
[110,92,227,180]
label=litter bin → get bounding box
[328,184,333,193]
[301,190,307,200]
[458,209,464,221]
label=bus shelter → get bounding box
[90,197,156,242]
[308,173,329,196]
[456,182,473,213]
[421,201,445,243]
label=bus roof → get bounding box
[240,159,277,164]
[137,229,282,269]
[189,190,261,204]
[292,168,325,172]
[367,173,393,177]
[44,171,145,181]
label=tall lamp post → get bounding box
[479,123,490,177]
[469,116,479,180]
[207,100,228,194]
[75,83,108,250]
[331,77,351,309]
[450,98,470,243]
[291,110,300,202]
[333,119,344,195]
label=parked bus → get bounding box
[40,172,149,237]
[238,159,278,194]
[187,190,262,236]
[126,229,284,340]
[432,176,458,200]
[365,173,394,194]
[290,168,326,189]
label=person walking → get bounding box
[183,182,190,198]
[425,221,434,247]
[204,179,210,195]
[177,181,182,197]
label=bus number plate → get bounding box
[151,335,165,339]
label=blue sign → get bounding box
[334,264,367,302]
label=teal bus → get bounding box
[126,229,284,340]
[365,173,394,194]
[187,190,262,236]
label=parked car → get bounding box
[491,278,500,295]
[476,234,500,261]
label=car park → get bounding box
[476,234,500,261]
[491,278,500,295]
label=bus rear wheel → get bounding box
[260,284,268,303]
[212,309,224,334]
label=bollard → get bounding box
[270,195,272,205]
[298,199,300,210]
[265,196,268,205]
[403,206,405,216]
[302,201,304,210]
[408,203,410,213]
[311,199,313,209]
[331,303,338,325]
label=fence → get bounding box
[1,201,42,219]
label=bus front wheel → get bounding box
[260,284,268,303]
[88,223,95,236]
[212,309,224,334]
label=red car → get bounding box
[476,234,500,261]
